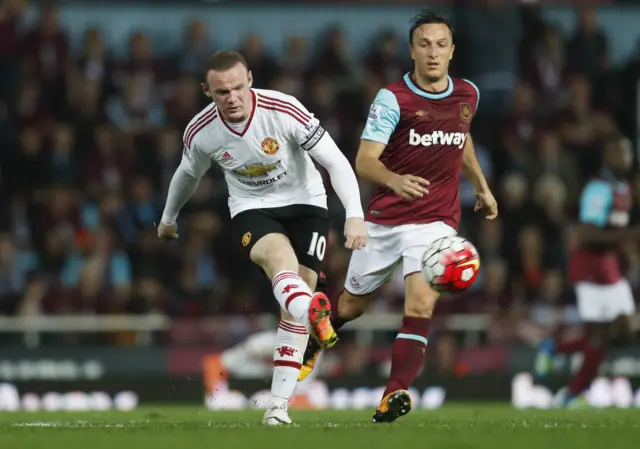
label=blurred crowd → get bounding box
[1,1,640,330]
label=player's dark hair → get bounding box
[203,51,249,80]
[409,10,454,45]
[603,130,627,151]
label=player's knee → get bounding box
[338,291,372,319]
[404,296,437,318]
[298,265,318,292]
[609,315,633,345]
[587,323,608,349]
[404,273,439,318]
[250,233,298,277]
[404,287,438,318]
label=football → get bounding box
[421,235,480,293]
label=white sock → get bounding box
[271,271,313,328]
[269,319,310,407]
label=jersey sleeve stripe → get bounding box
[258,98,311,124]
[183,105,216,140]
[184,108,217,148]
[462,79,480,110]
[258,104,308,126]
[257,94,311,121]
[185,112,218,149]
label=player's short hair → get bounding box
[203,51,249,79]
[604,131,629,150]
[409,10,454,44]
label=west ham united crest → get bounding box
[460,103,472,122]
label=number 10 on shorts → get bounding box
[307,232,326,261]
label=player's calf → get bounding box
[335,289,374,326]
[382,274,434,399]
[267,317,308,421]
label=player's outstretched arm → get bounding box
[159,143,211,240]
[355,140,429,200]
[462,135,497,219]
[307,133,368,250]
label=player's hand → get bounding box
[344,217,368,250]
[387,174,430,200]
[474,189,498,220]
[157,222,179,241]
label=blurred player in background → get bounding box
[534,135,638,408]
[298,11,497,422]
[158,51,367,425]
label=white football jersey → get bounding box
[181,89,328,218]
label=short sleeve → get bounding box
[463,79,480,111]
[579,180,613,227]
[181,139,211,178]
[361,88,400,145]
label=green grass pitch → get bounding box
[0,404,638,449]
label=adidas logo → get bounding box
[222,151,233,161]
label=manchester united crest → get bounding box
[261,137,280,155]
[460,103,472,122]
[242,232,252,247]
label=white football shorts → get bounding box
[575,280,636,323]
[344,221,456,295]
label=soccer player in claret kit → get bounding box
[298,11,498,422]
[158,51,368,425]
[534,135,639,408]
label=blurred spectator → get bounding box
[528,129,581,204]
[311,26,360,84]
[177,19,213,78]
[456,0,522,123]
[0,234,38,314]
[567,6,609,86]
[364,30,405,85]
[19,3,69,85]
[0,0,28,101]
[240,33,279,89]
[106,75,166,132]
[276,36,310,98]
[521,23,568,111]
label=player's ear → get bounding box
[408,43,416,61]
[450,44,455,60]
[247,70,254,88]
[201,82,212,98]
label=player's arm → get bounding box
[462,134,489,193]
[576,181,640,244]
[356,89,429,200]
[306,133,364,220]
[159,141,211,236]
[289,97,367,249]
[463,135,497,219]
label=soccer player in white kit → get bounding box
[158,51,368,425]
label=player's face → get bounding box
[607,139,633,176]
[410,24,454,83]
[203,63,254,123]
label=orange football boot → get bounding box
[372,390,413,423]
[307,292,338,349]
[297,340,322,381]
